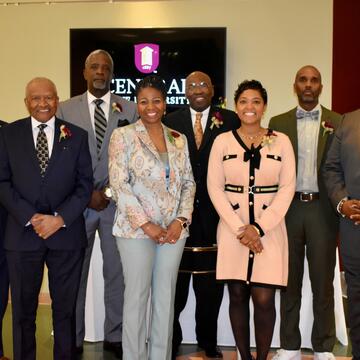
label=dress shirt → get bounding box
[296,104,321,192]
[31,116,55,157]
[87,90,111,131]
[190,106,210,130]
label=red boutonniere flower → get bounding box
[59,124,72,142]
[167,130,184,149]
[112,102,122,113]
[210,111,224,130]
[321,120,334,136]
[261,129,277,148]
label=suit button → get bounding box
[249,254,254,258]
[250,176,254,180]
[246,281,250,285]
[249,202,253,206]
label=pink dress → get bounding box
[207,129,296,287]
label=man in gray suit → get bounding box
[57,49,138,358]
[323,111,360,360]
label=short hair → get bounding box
[84,49,114,71]
[135,75,167,100]
[234,79,268,105]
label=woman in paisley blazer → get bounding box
[109,75,195,360]
[207,80,296,360]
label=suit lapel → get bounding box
[23,118,41,175]
[45,118,62,176]
[200,106,218,151]
[286,109,299,164]
[135,120,161,161]
[316,106,330,170]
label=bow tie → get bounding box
[296,109,319,120]
[243,144,261,170]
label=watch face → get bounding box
[104,187,112,198]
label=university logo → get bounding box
[134,43,159,74]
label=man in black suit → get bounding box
[0,119,9,360]
[0,78,93,360]
[163,71,239,358]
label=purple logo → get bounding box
[134,43,159,74]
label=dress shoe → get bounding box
[272,349,301,360]
[75,345,83,355]
[103,340,123,359]
[202,345,223,358]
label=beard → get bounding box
[92,79,107,90]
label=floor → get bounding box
[2,304,353,360]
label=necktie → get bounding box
[36,124,49,176]
[94,99,107,153]
[194,112,203,149]
[296,109,319,120]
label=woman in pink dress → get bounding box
[207,80,296,360]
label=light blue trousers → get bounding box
[116,237,185,360]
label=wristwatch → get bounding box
[103,186,112,199]
[175,217,189,229]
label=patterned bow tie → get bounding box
[296,109,319,120]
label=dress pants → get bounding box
[116,237,185,360]
[76,206,124,345]
[0,246,9,358]
[280,199,336,351]
[7,248,84,360]
[172,272,224,350]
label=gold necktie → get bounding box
[194,112,203,149]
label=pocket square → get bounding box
[118,119,129,127]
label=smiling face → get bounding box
[235,89,266,126]
[137,86,166,126]
[83,52,113,97]
[294,65,322,110]
[185,71,214,112]
[24,78,59,123]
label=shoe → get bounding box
[103,341,123,359]
[272,349,301,360]
[203,346,223,358]
[75,345,83,355]
[314,352,335,360]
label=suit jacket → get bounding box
[57,92,138,192]
[108,119,195,239]
[0,120,7,245]
[323,110,360,256]
[163,106,239,271]
[269,105,341,231]
[0,117,93,251]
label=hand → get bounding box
[237,225,264,254]
[342,199,360,224]
[164,220,182,244]
[141,222,167,244]
[31,214,65,239]
[88,190,110,211]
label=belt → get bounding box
[294,192,320,202]
[225,184,279,194]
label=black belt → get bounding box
[294,192,320,202]
[225,184,279,194]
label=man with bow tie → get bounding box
[57,49,137,358]
[269,65,342,360]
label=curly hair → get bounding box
[135,75,167,100]
[234,79,268,105]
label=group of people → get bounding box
[0,49,359,360]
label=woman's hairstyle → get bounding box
[234,79,268,105]
[135,75,167,100]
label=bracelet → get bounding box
[338,199,346,218]
[252,225,261,236]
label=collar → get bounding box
[31,116,55,131]
[87,90,111,106]
[190,106,211,119]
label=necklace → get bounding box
[238,129,263,140]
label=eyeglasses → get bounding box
[186,81,210,91]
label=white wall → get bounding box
[0,0,333,125]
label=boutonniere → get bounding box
[167,130,184,149]
[59,124,72,142]
[321,120,334,136]
[112,102,122,113]
[261,129,277,148]
[210,111,224,130]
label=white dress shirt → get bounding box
[87,91,111,133]
[190,106,210,130]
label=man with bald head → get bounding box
[164,71,238,358]
[0,77,93,359]
[269,66,342,360]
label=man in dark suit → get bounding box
[0,77,93,360]
[57,49,137,358]
[163,71,239,358]
[269,65,341,360]
[323,111,360,360]
[0,119,9,360]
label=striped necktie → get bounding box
[194,112,203,149]
[94,99,107,153]
[36,124,49,176]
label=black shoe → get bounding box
[75,345,83,355]
[103,341,123,359]
[202,345,223,358]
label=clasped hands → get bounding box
[141,220,182,245]
[31,213,65,240]
[237,224,263,254]
[341,199,360,225]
